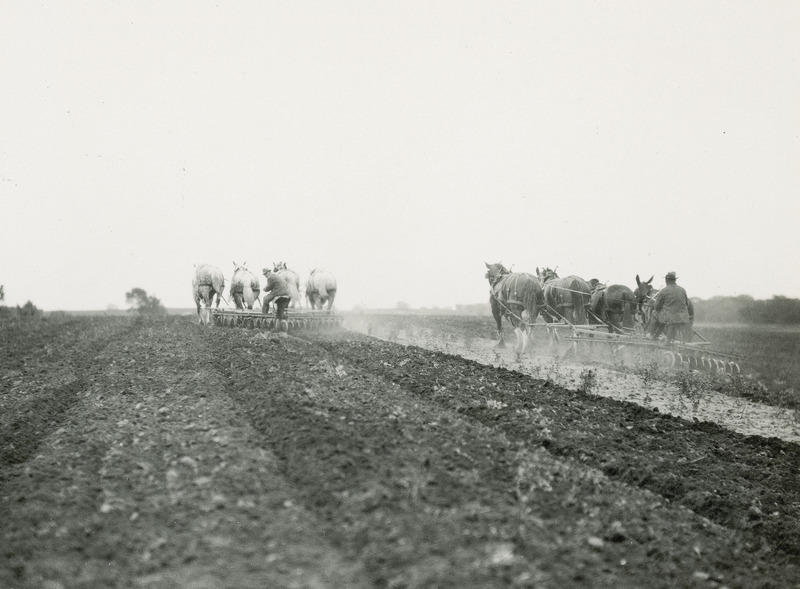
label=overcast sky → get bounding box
[1,1,798,311]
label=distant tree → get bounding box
[126,287,167,316]
[0,284,4,302]
[19,301,40,317]
[395,301,410,310]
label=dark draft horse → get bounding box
[633,274,656,333]
[485,262,543,353]
[588,281,637,333]
[536,267,591,324]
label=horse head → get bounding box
[634,274,654,304]
[537,267,558,284]
[484,262,509,284]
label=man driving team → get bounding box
[647,272,694,343]
[261,267,291,332]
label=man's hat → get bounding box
[665,271,677,281]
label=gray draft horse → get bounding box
[273,262,302,308]
[230,262,261,310]
[192,264,225,325]
[305,269,337,310]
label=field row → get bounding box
[1,315,799,588]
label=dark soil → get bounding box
[1,314,799,588]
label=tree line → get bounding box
[692,295,800,325]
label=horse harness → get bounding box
[489,272,537,326]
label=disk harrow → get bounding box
[209,308,343,332]
[557,323,743,375]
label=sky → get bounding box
[1,1,798,311]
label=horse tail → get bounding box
[522,276,541,326]
[243,275,259,308]
[569,278,591,324]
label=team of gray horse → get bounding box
[485,262,653,353]
[192,262,337,325]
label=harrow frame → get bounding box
[209,308,343,332]
[541,321,743,374]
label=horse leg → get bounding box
[495,316,506,348]
[490,301,506,347]
[514,326,524,355]
[520,325,532,354]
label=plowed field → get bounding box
[1,314,799,588]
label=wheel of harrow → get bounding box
[660,350,676,368]
[728,362,741,375]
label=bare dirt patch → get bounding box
[345,314,800,444]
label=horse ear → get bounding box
[647,275,653,284]
[485,262,490,268]
[636,274,641,286]
[536,267,540,274]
